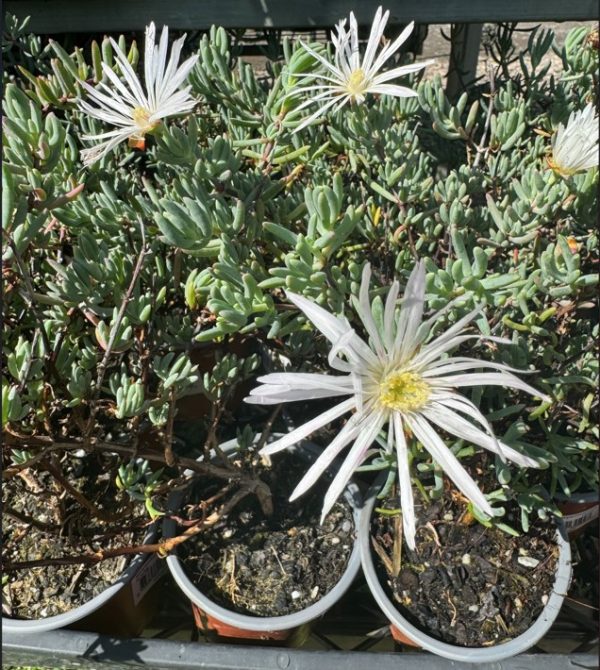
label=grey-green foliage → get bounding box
[2,18,598,507]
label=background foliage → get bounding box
[2,16,598,525]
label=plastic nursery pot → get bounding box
[554,491,599,538]
[163,434,362,642]
[358,484,573,663]
[2,525,165,636]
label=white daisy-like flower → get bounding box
[289,6,432,133]
[549,103,599,176]
[246,262,549,549]
[78,22,198,166]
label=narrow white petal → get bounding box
[416,305,482,358]
[423,356,534,378]
[255,372,354,391]
[393,260,426,362]
[246,385,351,404]
[298,40,345,79]
[158,53,198,106]
[348,11,361,71]
[109,38,148,108]
[286,291,350,343]
[393,412,416,550]
[423,405,541,468]
[291,89,340,114]
[360,6,387,76]
[287,292,378,368]
[292,94,349,133]
[367,84,419,98]
[411,334,511,371]
[289,417,362,500]
[82,127,137,141]
[320,410,386,522]
[144,22,157,109]
[383,280,400,352]
[428,392,495,435]
[429,372,550,401]
[353,263,386,358]
[369,21,415,76]
[259,397,355,456]
[79,81,133,118]
[99,64,139,109]
[81,131,130,166]
[152,25,170,104]
[370,60,434,85]
[408,414,493,516]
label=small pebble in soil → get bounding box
[517,556,540,568]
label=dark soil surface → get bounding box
[372,487,559,647]
[2,453,149,620]
[178,450,355,617]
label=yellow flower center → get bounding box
[379,371,430,412]
[347,69,367,97]
[132,107,158,134]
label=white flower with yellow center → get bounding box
[290,6,432,133]
[78,22,198,166]
[246,262,549,549]
[549,103,599,176]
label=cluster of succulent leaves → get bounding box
[2,15,598,527]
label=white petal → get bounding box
[423,356,534,378]
[408,413,493,516]
[292,93,350,133]
[411,334,511,371]
[81,131,131,166]
[368,21,414,76]
[298,40,345,79]
[319,410,386,522]
[144,22,157,109]
[429,372,550,402]
[383,280,400,352]
[289,417,362,500]
[157,53,199,106]
[423,404,541,468]
[255,372,354,391]
[109,38,148,108]
[360,6,387,76]
[393,260,426,362]
[246,385,351,404]
[353,263,386,358]
[370,60,433,86]
[393,412,416,550]
[287,292,378,368]
[259,397,355,456]
[367,84,419,98]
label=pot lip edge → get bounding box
[358,482,573,663]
